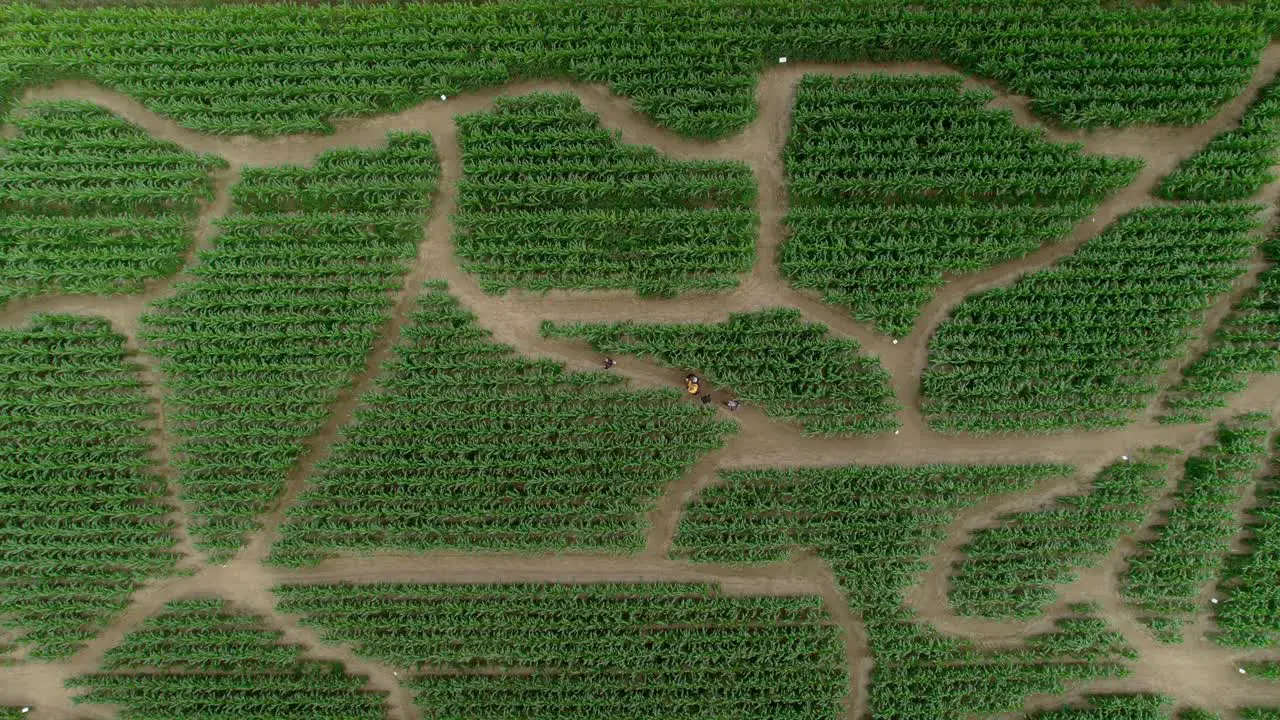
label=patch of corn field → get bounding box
[1244,711,1280,720]
[923,204,1262,433]
[949,455,1169,620]
[274,582,844,719]
[1179,711,1224,720]
[541,308,899,435]
[671,463,1140,719]
[0,2,1271,136]
[0,101,224,305]
[454,93,756,296]
[781,74,1142,337]
[1214,438,1280,648]
[0,314,177,659]
[269,282,735,567]
[1122,415,1271,643]
[1162,235,1280,424]
[1158,74,1280,202]
[1026,694,1174,720]
[139,133,439,563]
[69,598,387,720]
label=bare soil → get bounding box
[5,47,1280,718]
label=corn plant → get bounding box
[1123,416,1271,642]
[269,282,735,567]
[671,463,1137,720]
[923,204,1262,433]
[0,2,1269,137]
[0,101,224,305]
[950,456,1168,620]
[69,598,387,720]
[782,74,1142,337]
[139,133,439,563]
[542,308,899,435]
[0,314,177,659]
[454,93,756,297]
[275,582,844,719]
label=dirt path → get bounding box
[6,46,1280,719]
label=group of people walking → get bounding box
[600,358,741,412]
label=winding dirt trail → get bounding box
[6,45,1280,719]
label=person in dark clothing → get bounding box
[700,394,712,405]
[601,357,617,370]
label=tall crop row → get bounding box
[671,463,1138,719]
[1158,75,1280,202]
[275,582,845,719]
[0,315,177,659]
[269,283,735,567]
[1122,416,1271,642]
[1162,235,1280,423]
[454,93,756,296]
[69,598,386,720]
[1026,694,1174,720]
[923,204,1261,433]
[139,133,439,562]
[541,308,899,436]
[950,456,1168,620]
[0,2,1269,137]
[0,102,223,305]
[782,74,1141,337]
[1214,436,1280,648]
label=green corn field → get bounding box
[0,314,177,659]
[542,308,900,435]
[782,73,1142,336]
[0,102,224,305]
[140,133,439,562]
[270,282,735,567]
[923,204,1263,433]
[275,582,846,719]
[70,598,387,720]
[454,93,757,296]
[4,1,1280,718]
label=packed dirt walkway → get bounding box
[4,45,1280,719]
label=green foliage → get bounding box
[1242,710,1280,720]
[270,283,735,566]
[950,457,1167,619]
[1026,694,1174,720]
[0,314,176,659]
[541,308,899,435]
[275,582,845,719]
[1123,417,1270,641]
[0,709,25,720]
[0,101,223,305]
[671,463,1136,719]
[0,2,1269,136]
[454,93,755,296]
[1162,235,1280,423]
[139,134,439,562]
[1214,438,1280,648]
[1158,75,1280,201]
[1177,710,1222,720]
[1240,661,1280,679]
[782,73,1141,337]
[69,598,386,720]
[923,204,1262,433]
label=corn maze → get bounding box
[7,1,1280,718]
